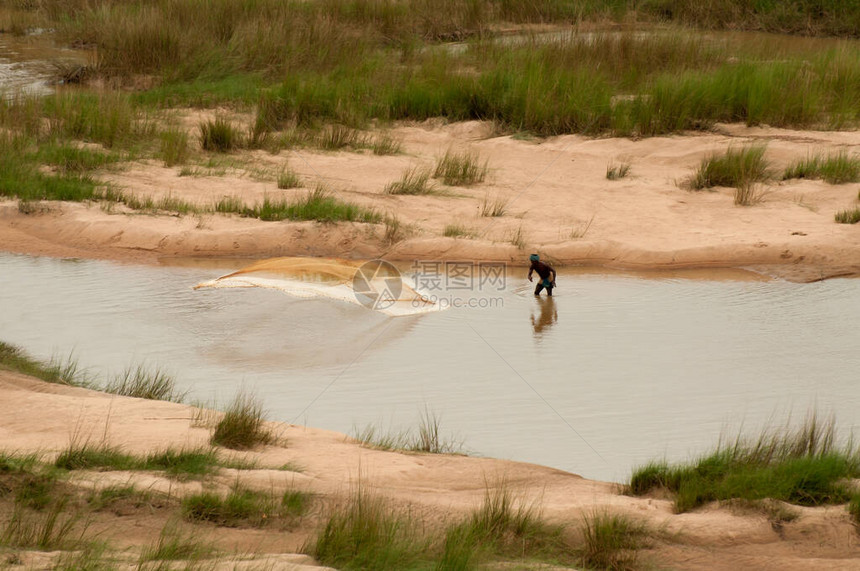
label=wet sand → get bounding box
[1,120,860,281]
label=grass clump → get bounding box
[849,495,860,527]
[580,510,651,571]
[835,207,860,224]
[370,133,402,156]
[383,167,435,195]
[277,167,302,189]
[56,441,222,478]
[159,127,190,167]
[102,364,185,402]
[311,485,427,570]
[210,391,275,450]
[353,409,461,455]
[734,182,767,206]
[688,145,771,190]
[443,224,476,238]
[0,342,83,386]
[183,485,309,527]
[317,125,367,150]
[629,412,860,513]
[433,149,488,186]
[54,442,137,472]
[232,186,381,224]
[783,152,860,184]
[139,523,215,562]
[199,117,241,152]
[0,499,82,550]
[480,193,509,217]
[606,161,631,180]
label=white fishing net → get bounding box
[194,257,441,317]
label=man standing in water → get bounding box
[527,254,556,296]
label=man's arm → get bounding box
[527,267,534,281]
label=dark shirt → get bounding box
[528,261,556,282]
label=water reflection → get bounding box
[530,296,558,339]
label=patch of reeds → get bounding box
[0,342,84,386]
[317,124,367,150]
[579,510,651,571]
[353,409,462,454]
[311,484,427,569]
[433,149,488,186]
[370,133,402,156]
[835,207,860,224]
[35,143,122,174]
[687,144,771,190]
[102,364,185,402]
[139,523,215,563]
[55,441,225,479]
[606,161,631,180]
[160,126,190,167]
[480,193,509,217]
[0,499,82,550]
[381,215,407,245]
[182,485,309,527]
[509,224,527,249]
[209,391,275,450]
[443,224,477,238]
[199,116,242,152]
[734,182,767,206]
[383,167,435,195]
[224,186,381,224]
[629,412,860,513]
[783,152,860,184]
[276,167,302,189]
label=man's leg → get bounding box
[546,285,553,297]
[534,283,544,296]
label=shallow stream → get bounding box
[2,253,859,482]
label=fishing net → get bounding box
[194,257,440,317]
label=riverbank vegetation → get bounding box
[0,1,859,224]
[628,412,860,513]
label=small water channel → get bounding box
[2,253,859,483]
[0,31,89,96]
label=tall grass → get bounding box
[223,186,381,224]
[0,499,82,550]
[480,193,509,217]
[311,484,428,570]
[210,391,274,450]
[629,412,860,513]
[102,364,185,402]
[199,116,242,152]
[433,149,488,186]
[580,510,650,571]
[353,409,462,454]
[834,207,860,224]
[687,145,771,190]
[139,523,214,562]
[182,485,309,527]
[160,126,190,166]
[383,167,436,195]
[0,342,84,386]
[783,151,860,184]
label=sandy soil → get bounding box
[1,371,859,569]
[2,118,860,281]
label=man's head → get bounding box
[529,254,540,263]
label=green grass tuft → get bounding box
[0,342,84,386]
[160,127,190,167]
[139,523,215,562]
[277,167,302,189]
[783,152,860,184]
[835,207,860,224]
[629,412,860,513]
[480,193,508,217]
[199,116,241,152]
[210,391,275,450]
[443,224,476,238]
[383,167,436,195]
[433,149,488,186]
[580,510,651,571]
[688,144,771,190]
[102,364,185,402]
[182,485,307,527]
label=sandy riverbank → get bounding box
[0,371,858,569]
[1,120,859,281]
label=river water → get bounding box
[2,253,859,483]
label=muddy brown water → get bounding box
[2,253,859,483]
[0,31,89,96]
